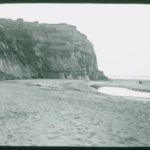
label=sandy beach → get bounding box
[0,79,150,146]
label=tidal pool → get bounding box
[98,87,150,99]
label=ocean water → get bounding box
[108,75,150,80]
[98,87,150,99]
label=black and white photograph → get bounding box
[0,3,150,146]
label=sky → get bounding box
[0,4,150,79]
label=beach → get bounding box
[0,79,150,146]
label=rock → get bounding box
[0,18,107,80]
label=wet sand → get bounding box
[0,79,150,146]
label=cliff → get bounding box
[0,18,107,80]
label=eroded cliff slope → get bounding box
[0,18,107,80]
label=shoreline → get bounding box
[90,79,150,93]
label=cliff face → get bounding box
[0,18,107,80]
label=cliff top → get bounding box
[0,18,94,55]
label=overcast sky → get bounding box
[0,4,150,79]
